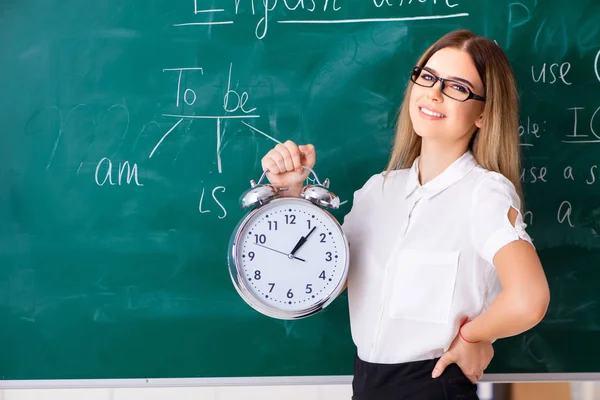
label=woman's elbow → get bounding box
[517,285,550,327]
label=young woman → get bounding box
[260,29,550,400]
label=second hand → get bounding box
[255,243,306,262]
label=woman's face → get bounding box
[409,47,486,147]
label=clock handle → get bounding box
[253,167,338,209]
[257,166,328,188]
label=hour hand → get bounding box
[289,237,306,257]
[290,227,316,256]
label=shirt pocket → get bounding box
[388,249,459,324]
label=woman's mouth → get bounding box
[419,106,446,119]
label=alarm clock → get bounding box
[228,166,349,320]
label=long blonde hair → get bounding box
[385,29,524,203]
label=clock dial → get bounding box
[235,198,348,313]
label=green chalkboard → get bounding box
[1,0,600,382]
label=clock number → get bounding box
[268,221,278,231]
[305,284,313,294]
[268,283,275,293]
[287,289,294,298]
[307,219,311,229]
[254,234,266,244]
[285,214,296,225]
[248,251,255,261]
[320,233,327,243]
[319,271,326,280]
[325,252,332,261]
[254,270,261,280]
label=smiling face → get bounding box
[409,47,486,149]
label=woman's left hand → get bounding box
[431,330,494,384]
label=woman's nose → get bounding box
[427,81,444,102]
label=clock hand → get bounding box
[255,243,306,262]
[304,226,317,240]
[290,227,316,256]
[289,237,306,257]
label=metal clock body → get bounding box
[228,167,349,319]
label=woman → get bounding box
[261,29,550,400]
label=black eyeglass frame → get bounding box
[411,66,486,103]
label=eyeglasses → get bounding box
[410,66,486,102]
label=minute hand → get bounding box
[290,227,316,256]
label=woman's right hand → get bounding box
[260,140,316,192]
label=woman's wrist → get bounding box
[459,317,481,344]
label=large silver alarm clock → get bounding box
[228,166,349,320]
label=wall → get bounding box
[0,385,351,400]
[0,383,503,400]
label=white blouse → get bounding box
[342,150,533,364]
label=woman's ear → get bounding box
[475,112,484,128]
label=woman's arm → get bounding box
[460,208,550,343]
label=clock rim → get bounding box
[228,197,349,320]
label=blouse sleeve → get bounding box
[342,174,381,239]
[470,173,534,266]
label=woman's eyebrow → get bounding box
[424,66,476,90]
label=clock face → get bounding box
[232,198,348,316]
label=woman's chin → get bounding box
[413,129,441,139]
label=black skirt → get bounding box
[352,354,480,400]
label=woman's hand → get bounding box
[431,327,494,384]
[261,141,316,193]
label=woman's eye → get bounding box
[451,84,468,93]
[421,73,434,81]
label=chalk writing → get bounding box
[595,49,600,83]
[159,64,259,173]
[241,121,282,144]
[533,18,568,58]
[519,117,544,147]
[521,167,548,184]
[149,118,183,159]
[173,0,232,26]
[557,201,575,228]
[374,0,458,8]
[563,107,600,144]
[194,0,224,14]
[563,165,599,185]
[523,211,533,226]
[199,185,228,219]
[224,63,257,114]
[163,67,204,108]
[175,0,468,39]
[531,63,572,85]
[95,158,143,187]
[564,166,575,181]
[506,2,533,49]
[587,166,598,185]
[520,164,600,186]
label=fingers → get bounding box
[261,141,315,174]
[261,149,284,174]
[298,144,316,168]
[432,352,484,384]
[283,141,304,173]
[273,143,293,172]
[470,372,484,384]
[432,352,455,379]
[459,364,485,384]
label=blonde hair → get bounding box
[385,29,524,203]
